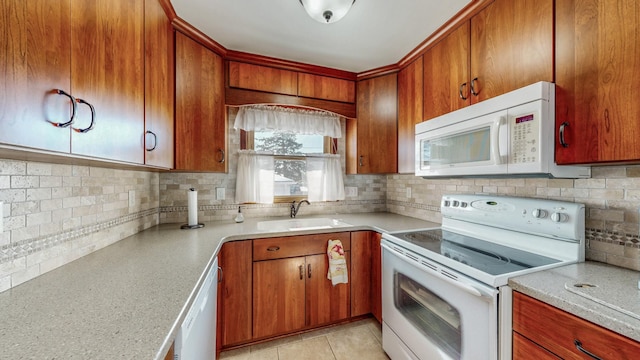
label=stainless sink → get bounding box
[256,217,352,232]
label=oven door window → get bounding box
[394,272,462,360]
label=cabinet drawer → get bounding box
[513,291,640,359]
[253,232,350,261]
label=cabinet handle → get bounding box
[72,98,96,133]
[299,265,304,280]
[358,155,364,167]
[308,264,312,278]
[145,130,157,151]
[50,89,77,128]
[559,121,570,148]
[218,148,225,163]
[218,266,223,283]
[470,77,479,96]
[574,340,602,360]
[459,82,468,100]
[266,246,280,252]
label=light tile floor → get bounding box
[219,318,389,360]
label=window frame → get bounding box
[241,130,337,203]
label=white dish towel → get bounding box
[327,239,348,285]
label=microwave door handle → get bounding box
[491,116,505,165]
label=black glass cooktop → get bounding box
[389,229,560,276]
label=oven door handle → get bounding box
[382,243,487,298]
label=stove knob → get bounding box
[452,200,460,207]
[551,212,568,223]
[532,209,548,218]
[443,200,451,207]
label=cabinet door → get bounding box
[398,56,424,174]
[219,241,253,347]
[175,32,227,171]
[354,73,398,174]
[423,22,470,121]
[253,257,306,339]
[0,0,71,153]
[306,253,350,327]
[228,61,298,96]
[70,0,145,163]
[470,0,553,103]
[350,231,373,317]
[297,73,356,103]
[144,0,174,168]
[371,232,382,322]
[513,332,560,360]
[556,0,640,164]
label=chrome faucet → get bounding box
[290,200,310,218]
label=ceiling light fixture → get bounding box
[299,0,356,24]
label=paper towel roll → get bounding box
[188,188,198,226]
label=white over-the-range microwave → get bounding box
[415,81,591,178]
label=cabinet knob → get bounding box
[559,122,570,148]
[72,98,96,133]
[459,82,468,100]
[50,89,77,128]
[470,77,479,96]
[145,130,157,151]
[574,340,602,360]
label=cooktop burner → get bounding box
[389,228,560,276]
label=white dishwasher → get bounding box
[175,257,218,360]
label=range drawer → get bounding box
[253,232,351,261]
[513,291,640,359]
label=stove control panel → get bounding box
[441,194,585,241]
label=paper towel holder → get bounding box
[181,188,205,230]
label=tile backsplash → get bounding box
[0,160,159,292]
[387,166,640,271]
[2,111,640,292]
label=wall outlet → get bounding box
[406,187,412,198]
[345,186,358,197]
[216,187,226,200]
[128,190,136,208]
[0,201,3,233]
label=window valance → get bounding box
[233,105,342,138]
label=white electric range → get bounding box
[381,194,585,360]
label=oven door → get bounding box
[381,242,498,360]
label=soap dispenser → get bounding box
[234,206,244,223]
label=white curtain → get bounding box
[235,150,275,204]
[306,154,345,202]
[234,105,342,138]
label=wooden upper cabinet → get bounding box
[228,61,298,96]
[470,0,553,103]
[0,0,72,153]
[423,22,470,121]
[175,32,227,172]
[144,0,174,169]
[398,56,424,174]
[298,73,356,103]
[555,0,640,165]
[70,0,145,164]
[351,73,398,174]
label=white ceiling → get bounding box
[170,0,471,73]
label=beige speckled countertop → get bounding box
[509,261,640,342]
[0,212,437,360]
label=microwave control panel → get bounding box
[510,111,539,164]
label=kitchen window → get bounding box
[234,105,345,204]
[244,130,335,202]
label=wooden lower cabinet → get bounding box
[219,231,382,349]
[513,291,640,359]
[218,241,253,347]
[252,234,351,340]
